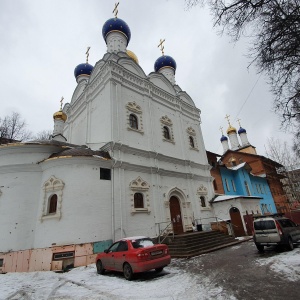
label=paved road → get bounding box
[171,240,299,300]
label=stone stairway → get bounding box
[162,230,247,258]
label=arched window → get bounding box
[225,179,230,192]
[49,194,57,214]
[189,136,195,148]
[231,179,236,192]
[163,126,170,140]
[129,114,138,129]
[245,181,251,196]
[200,196,206,207]
[134,193,144,208]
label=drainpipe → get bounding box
[111,142,117,241]
[118,144,123,238]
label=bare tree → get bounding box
[186,0,300,152]
[265,137,300,208]
[32,130,52,141]
[0,112,32,143]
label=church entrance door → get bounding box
[169,196,184,234]
[229,207,245,237]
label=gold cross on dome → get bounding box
[219,126,224,135]
[237,118,242,127]
[225,114,231,126]
[158,39,165,56]
[60,97,64,110]
[113,2,119,18]
[86,46,90,63]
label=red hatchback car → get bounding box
[95,236,171,280]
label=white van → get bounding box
[253,214,300,252]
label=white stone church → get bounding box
[0,8,261,273]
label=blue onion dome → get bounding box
[102,18,131,45]
[74,63,94,79]
[154,55,177,73]
[220,135,228,142]
[238,127,247,134]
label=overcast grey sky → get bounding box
[0,0,292,155]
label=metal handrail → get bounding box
[155,221,174,244]
[193,216,238,237]
[194,216,238,227]
[215,216,239,229]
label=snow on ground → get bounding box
[1,248,299,300]
[255,247,300,282]
[0,263,234,300]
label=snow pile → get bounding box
[0,264,234,300]
[255,247,300,282]
[1,247,299,299]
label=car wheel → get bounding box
[255,243,264,252]
[286,237,294,251]
[155,267,164,273]
[96,260,105,275]
[123,263,133,281]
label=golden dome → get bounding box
[53,110,67,122]
[126,49,139,64]
[226,125,237,134]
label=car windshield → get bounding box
[277,219,296,228]
[254,220,276,230]
[131,238,155,249]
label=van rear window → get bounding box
[277,219,296,228]
[254,220,276,230]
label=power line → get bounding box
[235,73,262,119]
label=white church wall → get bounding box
[0,168,41,252]
[111,165,215,239]
[147,73,176,96]
[0,145,61,166]
[88,85,112,149]
[177,114,208,164]
[33,158,112,249]
[69,109,88,146]
[119,89,150,150]
[212,201,231,222]
[149,102,183,159]
[112,168,154,240]
[212,198,261,221]
[239,199,262,215]
[118,58,146,78]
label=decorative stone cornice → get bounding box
[197,184,208,195]
[129,176,150,191]
[126,101,142,114]
[43,176,64,192]
[187,127,196,136]
[160,115,173,126]
[67,58,200,122]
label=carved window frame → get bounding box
[197,184,210,211]
[40,176,64,221]
[126,101,144,134]
[186,127,199,151]
[160,115,175,144]
[129,176,150,214]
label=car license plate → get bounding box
[151,250,162,256]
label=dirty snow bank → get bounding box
[255,247,300,282]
